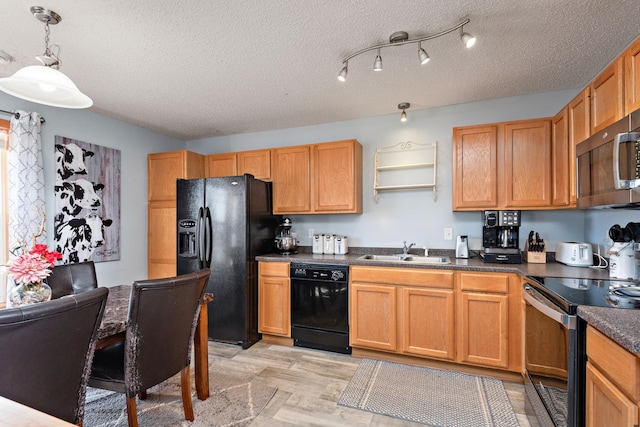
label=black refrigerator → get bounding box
[176,175,280,349]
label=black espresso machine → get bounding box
[481,210,523,264]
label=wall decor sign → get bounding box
[53,136,121,263]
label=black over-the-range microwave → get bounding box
[577,108,640,208]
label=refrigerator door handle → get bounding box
[197,207,205,268]
[204,207,213,268]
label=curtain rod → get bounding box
[0,108,46,124]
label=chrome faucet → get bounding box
[402,241,415,255]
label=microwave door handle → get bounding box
[523,285,576,329]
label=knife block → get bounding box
[524,241,546,263]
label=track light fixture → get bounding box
[0,6,92,108]
[337,18,475,82]
[398,102,410,122]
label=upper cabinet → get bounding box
[590,57,625,134]
[567,87,591,206]
[452,125,498,209]
[237,149,271,180]
[453,118,551,211]
[552,107,570,207]
[205,149,271,180]
[148,150,204,202]
[205,153,237,178]
[272,139,363,214]
[625,37,640,114]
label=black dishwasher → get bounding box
[290,263,351,354]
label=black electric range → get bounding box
[528,276,640,314]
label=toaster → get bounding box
[555,242,593,267]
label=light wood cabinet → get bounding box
[552,107,571,207]
[590,57,625,134]
[312,140,363,213]
[453,118,551,210]
[625,37,640,115]
[452,125,499,209]
[567,87,591,205]
[237,149,271,180]
[271,145,312,214]
[205,149,272,180]
[147,150,203,279]
[351,267,521,373]
[350,266,455,361]
[400,286,455,360]
[205,153,237,177]
[457,272,510,369]
[504,119,552,208]
[258,262,291,337]
[272,139,363,214]
[350,282,398,351]
[586,325,640,427]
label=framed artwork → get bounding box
[53,135,121,263]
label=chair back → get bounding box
[0,287,109,424]
[46,261,98,299]
[126,269,210,394]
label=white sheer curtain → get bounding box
[1,111,44,302]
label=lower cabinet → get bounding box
[585,325,640,426]
[457,272,511,369]
[258,262,290,337]
[350,267,521,373]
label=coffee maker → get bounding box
[481,210,522,264]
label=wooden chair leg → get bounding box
[126,396,138,427]
[138,390,147,400]
[181,365,195,421]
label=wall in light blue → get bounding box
[189,89,639,253]
[0,92,184,286]
[3,87,639,287]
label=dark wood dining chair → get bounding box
[88,269,211,427]
[0,287,109,425]
[46,261,98,299]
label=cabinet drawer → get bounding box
[587,325,640,400]
[259,261,289,277]
[459,272,509,293]
[350,266,454,289]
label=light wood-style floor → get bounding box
[207,341,534,426]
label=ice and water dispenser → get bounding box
[178,218,197,258]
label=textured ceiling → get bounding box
[1,0,640,141]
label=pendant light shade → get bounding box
[0,65,93,108]
[0,6,92,109]
[398,102,410,122]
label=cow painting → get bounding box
[55,178,105,217]
[54,213,113,263]
[55,142,94,185]
[54,136,120,263]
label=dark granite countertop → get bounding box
[258,247,640,355]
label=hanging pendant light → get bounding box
[0,6,92,109]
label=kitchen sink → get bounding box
[358,254,451,264]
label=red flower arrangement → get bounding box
[7,244,62,286]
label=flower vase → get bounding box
[8,282,52,307]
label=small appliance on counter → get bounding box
[555,242,593,267]
[334,236,349,255]
[275,217,298,255]
[312,234,324,254]
[608,242,635,279]
[455,235,469,259]
[481,210,522,264]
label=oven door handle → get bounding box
[523,284,576,330]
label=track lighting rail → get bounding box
[340,19,470,65]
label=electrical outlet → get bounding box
[444,227,453,241]
[308,228,315,238]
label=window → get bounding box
[0,119,9,303]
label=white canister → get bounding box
[323,234,335,254]
[334,236,349,255]
[312,234,324,254]
[609,242,636,279]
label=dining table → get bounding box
[96,284,214,401]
